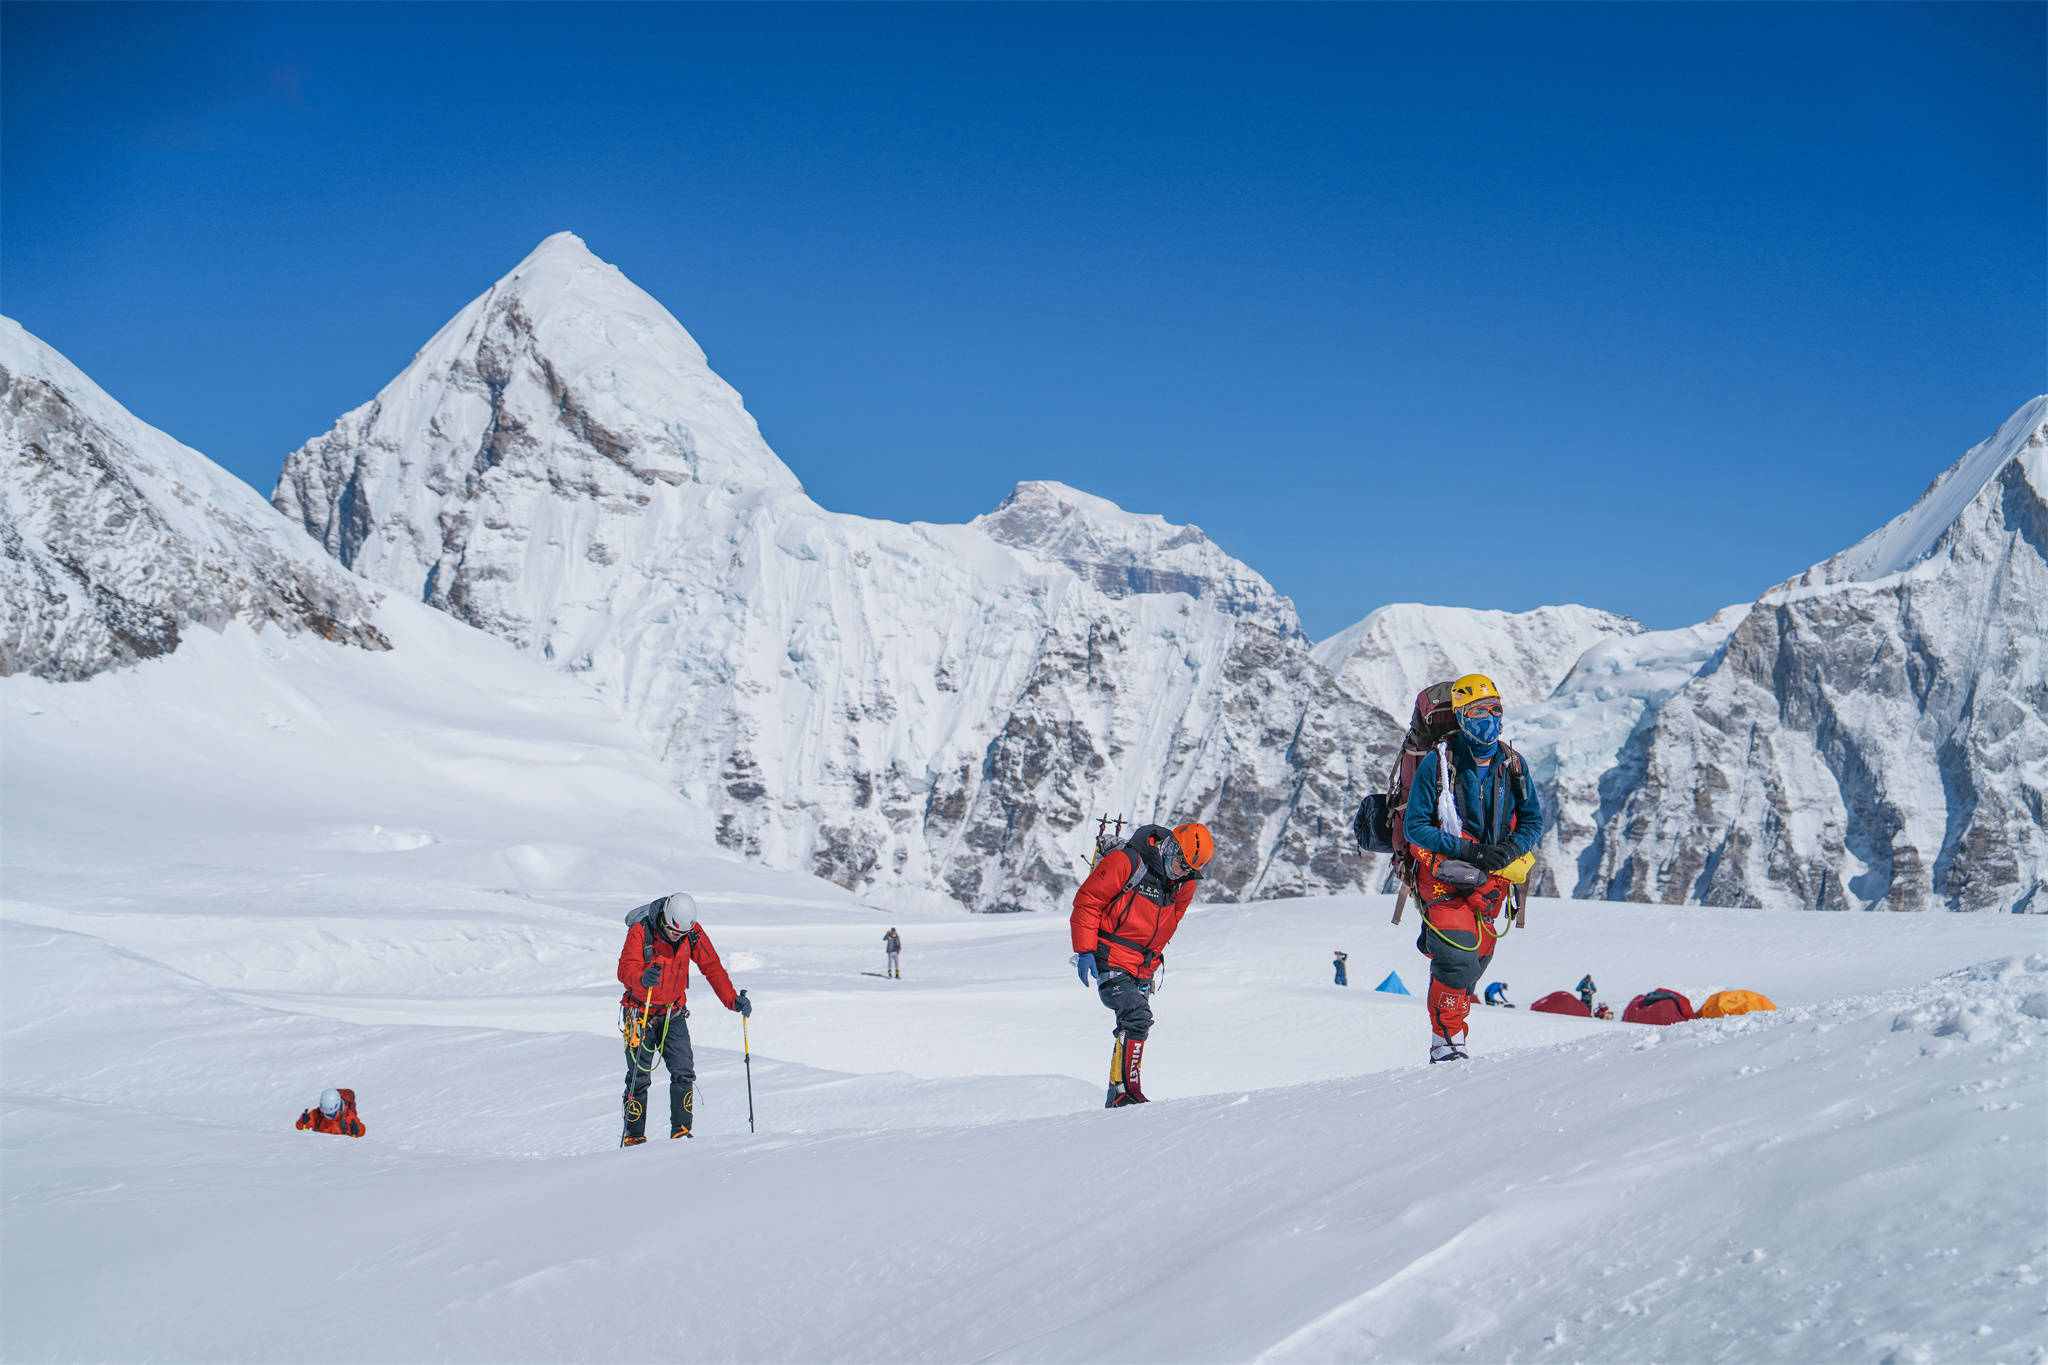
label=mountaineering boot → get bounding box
[1426,979,1475,1064]
[670,1086,694,1140]
[622,1093,648,1145]
[620,1134,648,1147]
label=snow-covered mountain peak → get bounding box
[975,479,1294,626]
[1314,601,1642,716]
[2,316,387,680]
[1796,393,2047,589]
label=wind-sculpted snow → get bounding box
[0,318,388,680]
[274,234,1387,911]
[1314,600,1640,716]
[1584,398,2048,911]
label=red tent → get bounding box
[1529,990,1592,1017]
[1623,988,1695,1025]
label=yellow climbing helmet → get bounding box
[1450,673,1502,711]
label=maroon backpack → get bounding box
[1353,682,1527,893]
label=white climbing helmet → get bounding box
[318,1088,343,1117]
[660,892,698,933]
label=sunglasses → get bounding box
[1459,700,1503,719]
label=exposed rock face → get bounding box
[274,234,1387,911]
[1,317,387,681]
[1582,398,2048,912]
[1314,401,2046,913]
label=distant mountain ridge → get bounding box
[7,231,2039,914]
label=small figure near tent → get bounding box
[1622,987,1695,1026]
[883,927,902,979]
[1594,1003,1614,1020]
[1402,673,1545,1063]
[1529,990,1591,1018]
[1575,975,1597,1012]
[1333,950,1349,987]
[1071,821,1215,1108]
[617,892,752,1147]
[1374,970,1411,996]
[1699,989,1775,1018]
[1483,981,1514,1008]
[295,1087,365,1137]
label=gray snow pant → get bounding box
[623,1011,695,1138]
[1096,971,1155,1041]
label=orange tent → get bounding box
[1699,989,1776,1018]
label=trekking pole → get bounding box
[1512,882,1528,930]
[742,1013,756,1134]
[1391,883,1409,926]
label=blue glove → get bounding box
[733,989,752,1018]
[1075,952,1097,987]
[639,965,662,989]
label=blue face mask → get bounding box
[1458,710,1502,750]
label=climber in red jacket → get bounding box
[1070,822,1215,1108]
[616,892,751,1146]
[295,1087,365,1137]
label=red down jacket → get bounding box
[295,1088,366,1137]
[618,919,739,1013]
[1070,846,1197,982]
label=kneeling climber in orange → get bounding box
[1404,673,1544,1063]
[1070,822,1214,1107]
[295,1087,365,1137]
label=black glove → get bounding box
[1471,842,1519,873]
[640,964,662,988]
[734,989,752,1018]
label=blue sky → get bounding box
[4,3,2042,637]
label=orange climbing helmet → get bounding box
[1172,822,1215,872]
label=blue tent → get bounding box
[1374,970,1410,996]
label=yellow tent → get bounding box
[1699,989,1776,1018]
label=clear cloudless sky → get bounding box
[3,2,2042,636]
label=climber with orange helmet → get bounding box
[1070,821,1214,1107]
[1404,673,1544,1064]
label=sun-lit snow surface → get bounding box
[272,233,1388,914]
[6,619,2048,1362]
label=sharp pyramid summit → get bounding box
[2,317,387,680]
[276,234,1387,911]
[1581,396,2048,912]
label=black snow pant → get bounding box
[1097,970,1155,1041]
[1418,927,1492,994]
[622,1010,695,1139]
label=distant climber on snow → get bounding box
[1070,821,1214,1108]
[883,926,902,979]
[1484,981,1514,1008]
[617,892,751,1146]
[1402,673,1544,1063]
[1576,975,1597,1012]
[295,1087,365,1137]
[1333,950,1349,987]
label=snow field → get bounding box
[6,620,2048,1362]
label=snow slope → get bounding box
[272,233,1389,913]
